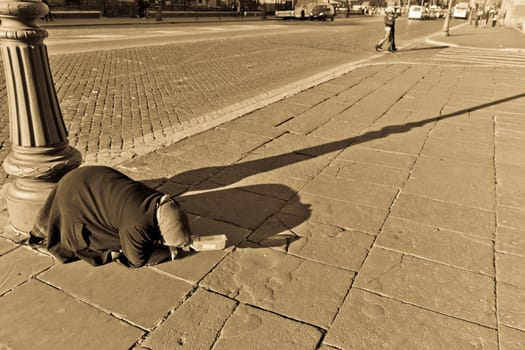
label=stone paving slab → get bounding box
[497,226,525,256]
[391,193,496,239]
[337,145,417,170]
[376,216,494,275]
[278,101,349,136]
[200,244,354,329]
[0,247,53,296]
[321,158,410,187]
[282,88,335,110]
[498,206,525,230]
[219,112,288,139]
[242,100,312,126]
[249,212,374,271]
[354,247,497,327]
[324,288,498,350]
[0,236,16,255]
[421,135,494,165]
[498,282,525,331]
[142,288,237,349]
[301,174,398,210]
[495,131,525,148]
[496,142,525,167]
[404,156,495,210]
[500,325,525,350]
[430,119,495,145]
[213,304,323,350]
[308,118,370,141]
[159,127,271,166]
[39,261,194,329]
[0,280,143,350]
[496,252,525,289]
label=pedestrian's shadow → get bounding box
[398,45,450,52]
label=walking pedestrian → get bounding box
[375,7,397,52]
[481,7,489,27]
[138,0,146,18]
[145,0,151,18]
[29,166,193,268]
[497,8,506,28]
[389,7,398,52]
[489,6,496,27]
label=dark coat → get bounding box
[384,13,395,27]
[32,166,165,267]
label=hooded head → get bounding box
[156,195,192,249]
[386,6,394,13]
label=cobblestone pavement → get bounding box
[0,23,355,169]
[1,22,525,350]
[0,18,449,185]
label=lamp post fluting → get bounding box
[0,0,81,232]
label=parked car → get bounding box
[453,2,469,19]
[309,4,335,21]
[428,5,443,19]
[408,5,427,20]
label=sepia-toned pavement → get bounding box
[1,22,525,349]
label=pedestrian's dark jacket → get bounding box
[384,13,395,27]
[32,166,166,267]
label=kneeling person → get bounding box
[30,166,192,267]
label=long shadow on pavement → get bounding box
[171,91,525,190]
[399,45,450,52]
[141,91,524,258]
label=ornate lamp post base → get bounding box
[0,1,81,233]
[3,144,81,232]
[4,179,56,233]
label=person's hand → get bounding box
[147,246,172,265]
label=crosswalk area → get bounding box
[431,47,525,67]
[45,24,298,48]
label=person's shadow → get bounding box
[140,179,311,257]
[136,138,355,255]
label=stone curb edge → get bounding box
[104,56,378,167]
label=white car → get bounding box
[453,2,469,18]
[408,5,427,20]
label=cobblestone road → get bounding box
[0,19,446,185]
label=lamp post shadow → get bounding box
[133,90,525,255]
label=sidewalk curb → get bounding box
[40,16,280,29]
[107,56,377,167]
